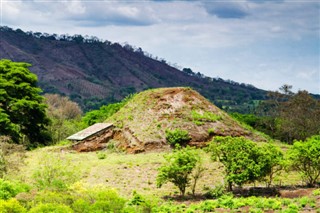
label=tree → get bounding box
[256,85,320,143]
[278,91,320,143]
[208,136,275,191]
[0,59,50,145]
[156,146,201,196]
[44,94,83,143]
[260,143,285,187]
[288,135,320,186]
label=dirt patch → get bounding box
[279,187,316,198]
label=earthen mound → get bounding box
[106,87,266,153]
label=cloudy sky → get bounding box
[1,0,319,93]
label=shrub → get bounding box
[208,136,277,191]
[29,203,73,213]
[0,179,30,200]
[204,184,226,199]
[157,146,201,196]
[32,190,74,207]
[288,135,320,186]
[97,151,107,160]
[0,198,26,213]
[165,129,191,146]
[69,183,127,212]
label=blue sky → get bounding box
[1,0,319,94]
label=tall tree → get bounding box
[278,90,320,142]
[256,85,320,143]
[208,136,278,191]
[0,59,50,145]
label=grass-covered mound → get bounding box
[107,87,266,153]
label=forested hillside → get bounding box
[0,26,267,112]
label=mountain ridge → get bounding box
[0,26,267,112]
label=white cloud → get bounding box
[0,0,319,93]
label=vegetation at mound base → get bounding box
[106,87,267,153]
[0,135,319,212]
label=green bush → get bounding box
[208,136,279,191]
[126,191,156,213]
[29,203,73,213]
[157,146,200,196]
[0,179,30,200]
[69,183,126,212]
[32,191,74,207]
[0,198,26,213]
[204,184,226,199]
[96,151,107,160]
[165,129,191,146]
[288,135,320,186]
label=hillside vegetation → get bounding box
[0,26,267,112]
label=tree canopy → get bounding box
[208,136,280,191]
[0,59,50,145]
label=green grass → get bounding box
[12,143,308,197]
[2,142,320,212]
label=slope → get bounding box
[0,26,266,112]
[106,87,266,153]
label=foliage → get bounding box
[82,94,133,126]
[204,184,227,199]
[190,157,206,196]
[260,143,285,187]
[97,151,107,160]
[165,129,191,147]
[29,203,73,213]
[44,94,84,144]
[69,183,127,213]
[208,136,279,191]
[32,153,81,191]
[0,179,30,200]
[156,146,200,196]
[191,110,221,125]
[151,195,319,212]
[257,86,320,143]
[0,59,50,145]
[230,113,259,127]
[288,135,320,186]
[0,198,26,213]
[278,91,320,143]
[126,191,155,213]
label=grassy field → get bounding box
[2,142,319,212]
[11,143,308,198]
[14,145,225,198]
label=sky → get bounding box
[1,0,319,94]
